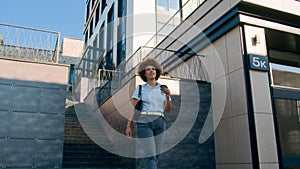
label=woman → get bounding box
[125,58,171,169]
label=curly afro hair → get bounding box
[138,58,163,82]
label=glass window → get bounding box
[92,0,95,8]
[106,5,114,70]
[266,29,300,68]
[93,36,98,61]
[118,0,126,17]
[99,23,105,50]
[86,2,90,22]
[169,1,180,11]
[269,29,300,168]
[117,38,126,66]
[69,64,75,84]
[117,0,126,66]
[157,0,168,11]
[107,6,114,50]
[101,0,106,14]
[156,0,181,42]
[85,32,88,46]
[157,21,165,31]
[275,99,300,168]
[271,63,300,89]
[89,18,93,38]
[266,29,300,89]
[157,0,180,12]
[95,4,100,26]
[105,50,114,70]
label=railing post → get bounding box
[54,32,60,63]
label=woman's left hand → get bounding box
[161,85,171,112]
[161,86,170,97]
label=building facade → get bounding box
[78,0,300,169]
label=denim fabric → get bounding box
[137,116,166,169]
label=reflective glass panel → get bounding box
[275,99,300,168]
[271,63,300,89]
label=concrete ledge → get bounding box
[0,57,69,85]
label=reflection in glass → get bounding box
[275,99,300,168]
[271,63,300,89]
[156,0,181,44]
[157,0,168,11]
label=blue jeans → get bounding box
[136,116,166,169]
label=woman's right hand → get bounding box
[125,127,132,139]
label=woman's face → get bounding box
[145,65,156,81]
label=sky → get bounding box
[0,0,86,41]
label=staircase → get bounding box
[63,143,129,168]
[62,95,131,169]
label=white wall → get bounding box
[244,0,300,16]
[60,37,84,57]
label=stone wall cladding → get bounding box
[0,78,67,168]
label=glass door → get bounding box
[273,88,300,169]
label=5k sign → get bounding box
[249,54,269,71]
